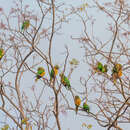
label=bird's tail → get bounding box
[21,25,24,31]
[76,105,78,114]
[50,76,52,81]
[35,75,39,82]
[35,78,38,82]
[68,85,71,90]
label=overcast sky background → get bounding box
[0,0,129,130]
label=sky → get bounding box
[0,0,129,130]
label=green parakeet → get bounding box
[60,73,71,89]
[97,62,103,71]
[21,20,30,31]
[83,103,90,113]
[75,96,81,114]
[50,65,59,81]
[35,67,45,82]
[102,65,108,73]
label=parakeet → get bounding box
[97,62,103,71]
[96,62,108,73]
[35,67,45,82]
[60,73,71,89]
[112,63,122,84]
[102,65,108,73]
[50,65,59,81]
[75,96,81,114]
[112,64,122,73]
[83,103,90,113]
[0,48,4,60]
[21,20,30,31]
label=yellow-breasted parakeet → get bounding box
[112,64,122,74]
[21,20,30,31]
[112,63,122,83]
[60,73,71,89]
[50,65,59,81]
[0,48,4,60]
[35,67,45,82]
[75,96,81,114]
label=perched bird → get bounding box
[83,102,90,113]
[0,48,4,60]
[112,63,122,84]
[21,20,30,31]
[102,64,108,73]
[74,96,81,114]
[35,67,45,82]
[60,73,71,89]
[112,63,122,73]
[97,62,103,71]
[96,62,108,74]
[50,65,59,81]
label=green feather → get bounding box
[35,67,45,82]
[37,69,44,75]
[50,69,54,80]
[101,67,105,73]
[60,74,71,89]
[50,69,54,77]
[21,20,29,30]
[83,103,90,112]
[64,76,71,88]
[21,24,24,30]
[97,62,103,71]
[0,49,3,55]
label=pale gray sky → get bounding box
[0,0,129,130]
